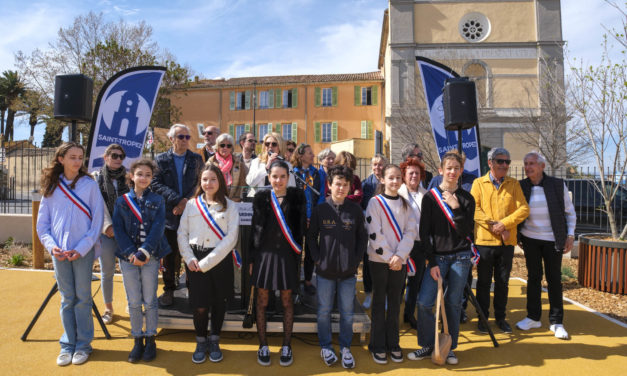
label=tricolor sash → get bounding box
[374,194,403,242]
[195,196,241,268]
[430,188,480,265]
[123,193,142,224]
[407,257,417,276]
[270,191,302,255]
[58,179,92,220]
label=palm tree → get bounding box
[0,71,26,142]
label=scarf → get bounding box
[98,165,129,214]
[215,152,234,186]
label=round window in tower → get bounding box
[459,13,491,43]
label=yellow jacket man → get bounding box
[470,147,529,334]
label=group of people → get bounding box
[35,123,576,369]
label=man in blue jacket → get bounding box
[151,124,203,306]
[307,165,368,369]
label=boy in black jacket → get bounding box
[307,165,367,369]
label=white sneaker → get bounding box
[516,317,542,331]
[321,348,338,366]
[550,324,569,340]
[102,310,114,325]
[56,352,72,366]
[362,293,372,309]
[71,351,90,365]
[340,347,355,369]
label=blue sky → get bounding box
[0,0,623,144]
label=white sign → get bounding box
[238,202,253,226]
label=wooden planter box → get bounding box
[578,234,627,295]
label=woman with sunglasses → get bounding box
[91,144,129,325]
[206,133,248,202]
[245,132,296,198]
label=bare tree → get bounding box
[569,29,627,239]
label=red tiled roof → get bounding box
[185,72,383,89]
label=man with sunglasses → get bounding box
[201,125,220,162]
[238,132,257,169]
[401,143,433,188]
[152,124,204,306]
[470,147,529,334]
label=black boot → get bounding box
[128,337,144,363]
[143,336,157,361]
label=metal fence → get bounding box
[1,144,625,236]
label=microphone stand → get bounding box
[290,169,320,196]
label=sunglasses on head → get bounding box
[109,153,125,160]
[219,143,233,149]
[265,142,278,147]
[176,134,191,140]
[494,158,511,165]
[409,152,423,158]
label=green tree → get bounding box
[0,70,26,142]
[15,11,191,143]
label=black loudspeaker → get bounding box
[443,77,477,130]
[54,74,93,122]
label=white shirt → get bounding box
[520,183,576,241]
[245,157,296,197]
[398,184,427,241]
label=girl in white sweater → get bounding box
[178,164,239,364]
[365,164,417,365]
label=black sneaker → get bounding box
[192,339,208,364]
[497,320,512,333]
[477,320,489,334]
[407,347,432,360]
[389,349,403,363]
[257,346,271,366]
[158,290,174,306]
[279,345,293,366]
[304,283,317,295]
[460,310,469,324]
[371,351,388,364]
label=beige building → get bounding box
[380,0,565,171]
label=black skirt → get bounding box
[187,246,234,309]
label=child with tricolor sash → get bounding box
[36,142,105,366]
[177,164,239,364]
[365,164,417,365]
[250,160,306,367]
[407,151,476,366]
[112,159,171,363]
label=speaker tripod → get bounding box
[21,281,111,341]
[464,282,498,347]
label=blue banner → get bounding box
[86,66,166,172]
[415,57,481,177]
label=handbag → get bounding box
[431,277,452,365]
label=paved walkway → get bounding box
[1,268,625,375]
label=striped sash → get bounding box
[58,179,92,220]
[406,257,416,276]
[195,196,242,269]
[123,193,143,224]
[270,191,302,255]
[430,188,480,265]
[374,194,403,242]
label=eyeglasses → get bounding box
[109,153,125,160]
[219,143,233,149]
[203,131,213,136]
[287,148,295,153]
[494,158,511,165]
[246,139,257,143]
[176,134,191,140]
[264,142,278,147]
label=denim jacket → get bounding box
[112,189,171,260]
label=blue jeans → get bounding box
[53,249,95,354]
[316,275,356,349]
[120,258,160,337]
[98,234,117,305]
[417,251,472,350]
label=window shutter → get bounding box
[332,121,338,141]
[229,91,235,110]
[314,87,321,107]
[245,123,251,132]
[367,120,373,139]
[292,122,297,142]
[291,88,298,108]
[275,123,281,133]
[228,124,234,137]
[268,90,274,108]
[372,86,378,105]
[332,87,338,106]
[354,86,361,106]
[275,89,282,108]
[315,122,321,143]
[266,123,272,138]
[361,120,367,139]
[245,90,251,110]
